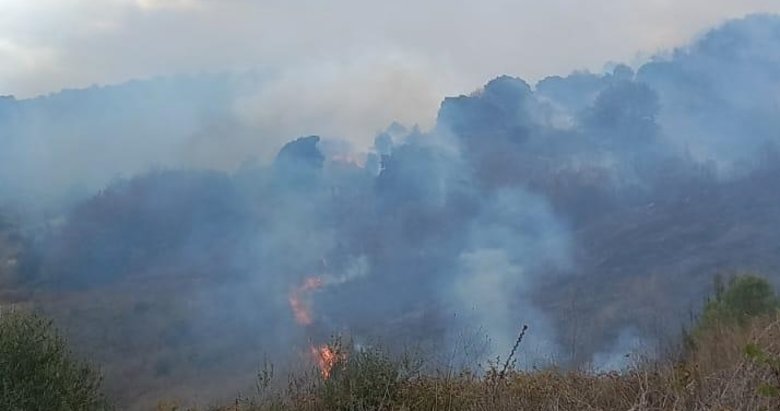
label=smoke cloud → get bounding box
[3,13,780,407]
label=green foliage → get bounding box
[0,309,109,410]
[316,338,422,411]
[698,274,779,331]
[744,343,780,398]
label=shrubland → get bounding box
[170,274,780,411]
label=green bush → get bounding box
[699,274,779,330]
[0,309,109,410]
[315,338,421,411]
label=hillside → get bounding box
[1,14,780,409]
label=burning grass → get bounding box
[193,313,780,411]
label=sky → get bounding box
[2,0,780,138]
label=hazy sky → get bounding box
[3,0,780,139]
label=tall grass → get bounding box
[192,313,780,411]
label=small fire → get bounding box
[288,275,346,379]
[289,276,324,326]
[310,344,341,379]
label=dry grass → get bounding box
[183,314,780,411]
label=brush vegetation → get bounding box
[3,274,780,410]
[0,309,108,411]
[154,274,780,411]
[206,319,780,411]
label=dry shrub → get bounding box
[201,314,780,411]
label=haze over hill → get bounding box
[2,12,780,410]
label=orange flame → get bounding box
[310,344,341,379]
[288,276,346,378]
[289,276,323,326]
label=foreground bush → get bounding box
[0,309,109,410]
